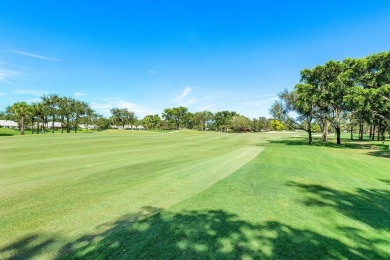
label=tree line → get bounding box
[270,51,390,145]
[2,96,288,135]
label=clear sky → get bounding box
[1,1,390,118]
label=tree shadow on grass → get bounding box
[379,179,390,185]
[270,137,390,160]
[1,206,388,259]
[286,181,390,231]
[269,137,376,150]
[0,234,55,260]
[366,150,390,159]
[53,207,389,259]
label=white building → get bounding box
[47,122,62,129]
[79,124,97,130]
[0,120,18,129]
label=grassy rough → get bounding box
[0,131,389,259]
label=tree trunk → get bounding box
[377,120,381,141]
[308,129,312,145]
[66,116,70,133]
[372,124,376,141]
[37,116,40,134]
[350,125,353,140]
[61,116,64,133]
[31,117,34,134]
[74,116,78,133]
[52,115,55,133]
[322,121,329,142]
[20,115,25,135]
[336,127,341,145]
[369,124,373,140]
[42,117,46,134]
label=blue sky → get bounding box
[1,1,390,118]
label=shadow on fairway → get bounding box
[379,179,390,185]
[270,137,390,160]
[53,209,388,259]
[0,234,55,260]
[366,150,390,159]
[2,205,389,259]
[286,181,390,231]
[269,137,377,150]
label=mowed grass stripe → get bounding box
[0,130,269,258]
[46,134,389,259]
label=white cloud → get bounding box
[253,96,279,106]
[74,92,87,97]
[149,69,156,74]
[174,87,196,106]
[91,98,157,118]
[15,89,48,97]
[7,50,61,62]
[0,69,20,82]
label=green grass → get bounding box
[0,130,389,259]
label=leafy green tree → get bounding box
[94,114,111,130]
[276,83,319,144]
[231,115,251,132]
[142,114,162,130]
[213,111,237,132]
[268,119,284,131]
[258,117,268,132]
[193,111,213,131]
[110,108,135,130]
[181,112,194,129]
[162,106,188,130]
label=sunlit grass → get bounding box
[0,131,388,259]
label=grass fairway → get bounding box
[0,131,389,259]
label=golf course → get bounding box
[0,130,389,259]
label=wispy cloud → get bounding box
[7,50,61,62]
[15,89,48,97]
[149,69,156,74]
[252,96,279,106]
[0,69,21,82]
[174,87,196,106]
[74,92,87,97]
[91,98,157,118]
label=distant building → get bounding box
[111,124,144,130]
[0,120,18,129]
[47,122,62,129]
[79,124,97,130]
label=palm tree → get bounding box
[30,102,45,134]
[11,102,29,135]
[42,94,59,133]
[83,106,96,133]
[74,101,88,133]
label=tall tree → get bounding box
[162,106,188,130]
[213,111,237,132]
[110,108,135,129]
[42,94,59,133]
[10,102,29,135]
[231,115,251,132]
[193,111,213,131]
